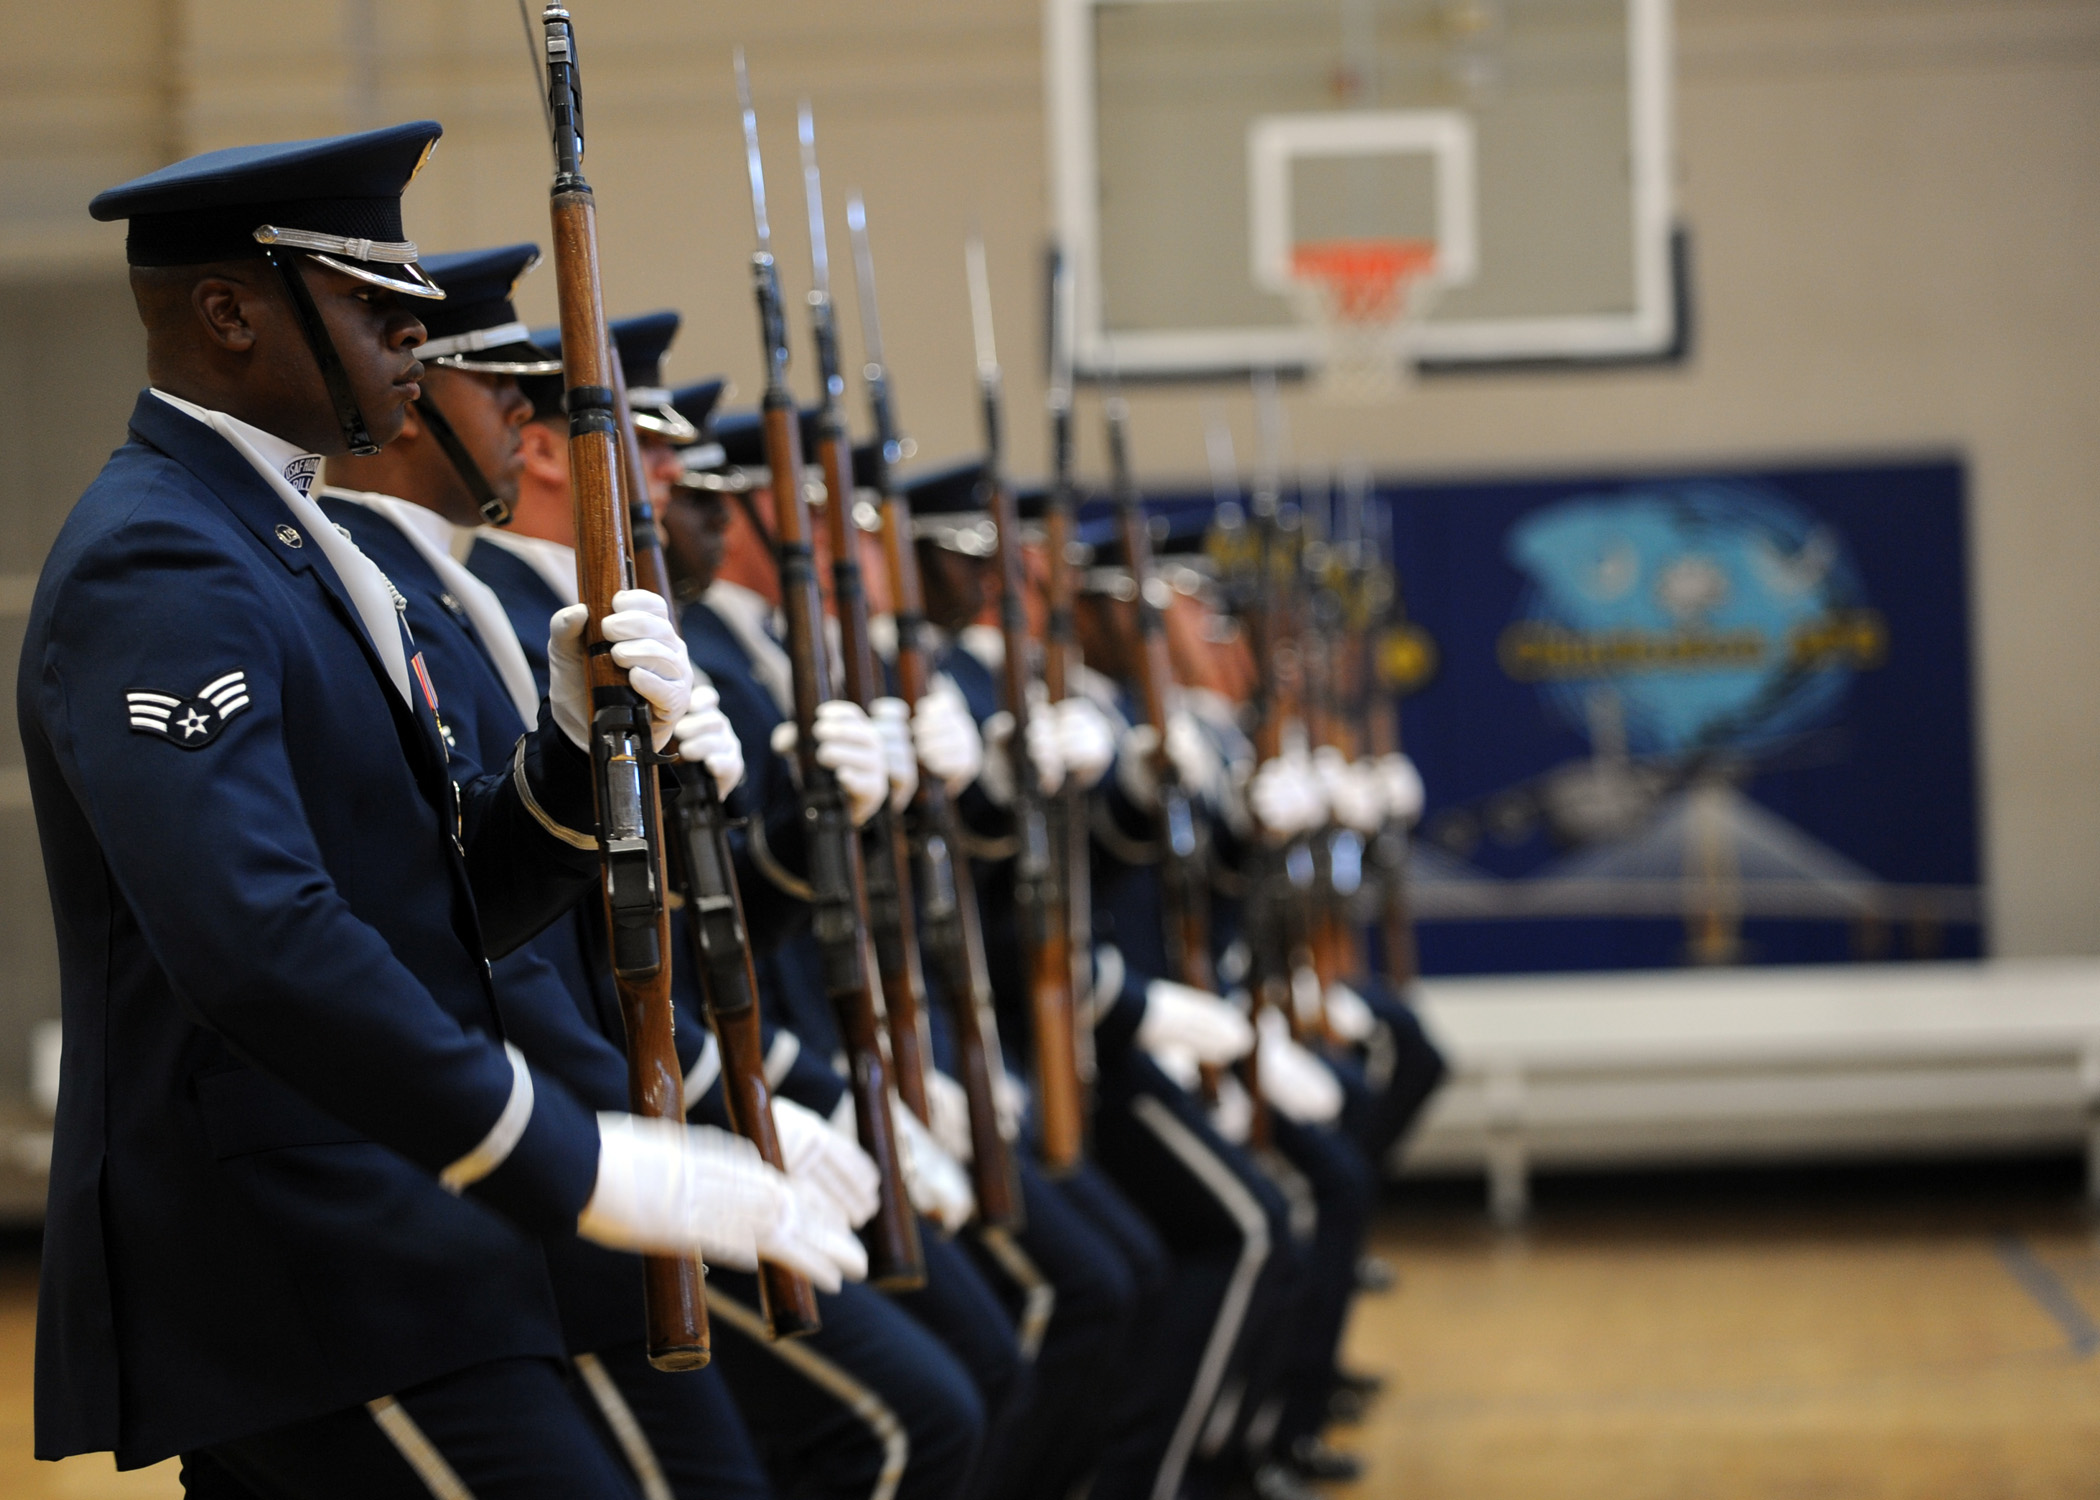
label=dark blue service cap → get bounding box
[610,312,696,442]
[898,457,997,557]
[708,406,824,472]
[1074,501,1218,595]
[91,121,444,295]
[416,244,561,374]
[672,380,730,471]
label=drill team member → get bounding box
[26,126,825,1495]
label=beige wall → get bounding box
[1,0,2097,1086]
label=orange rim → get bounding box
[1290,238,1437,321]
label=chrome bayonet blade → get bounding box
[965,233,999,382]
[846,193,886,371]
[1047,247,1075,413]
[798,102,831,300]
[1204,404,1240,506]
[734,48,770,249]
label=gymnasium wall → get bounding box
[0,0,2096,1089]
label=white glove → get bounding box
[576,1114,865,1292]
[1249,753,1326,842]
[1138,979,1254,1066]
[870,697,919,814]
[1118,710,1220,811]
[927,1069,976,1164]
[1378,752,1425,826]
[1209,1070,1254,1146]
[1325,981,1377,1044]
[1148,1041,1201,1094]
[992,1069,1027,1143]
[913,684,984,795]
[1314,748,1385,835]
[979,704,1064,805]
[770,1095,882,1229]
[673,682,745,799]
[1055,697,1117,791]
[1256,1010,1345,1125]
[549,590,694,752]
[893,1096,977,1233]
[770,700,887,828]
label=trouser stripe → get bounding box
[1131,1093,1272,1500]
[977,1226,1058,1361]
[711,1290,910,1500]
[575,1352,675,1500]
[365,1396,476,1500]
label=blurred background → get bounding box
[4,0,2100,1493]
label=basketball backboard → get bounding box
[1046,0,1676,380]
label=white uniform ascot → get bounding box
[325,490,540,731]
[151,390,413,709]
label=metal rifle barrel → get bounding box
[613,363,821,1339]
[851,198,1023,1224]
[539,1,707,1369]
[967,239,1083,1178]
[737,53,925,1289]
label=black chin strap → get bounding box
[263,246,378,457]
[413,387,510,525]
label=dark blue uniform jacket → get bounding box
[20,397,603,1466]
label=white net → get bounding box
[1287,240,1439,402]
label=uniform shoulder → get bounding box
[35,440,252,619]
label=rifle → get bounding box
[965,236,1085,1179]
[735,54,925,1289]
[537,2,707,1370]
[796,107,936,1134]
[851,198,1024,1226]
[1297,469,1357,1037]
[1041,250,1095,1167]
[1104,395,1213,999]
[611,356,821,1339]
[1359,487,1421,991]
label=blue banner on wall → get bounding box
[1372,457,1980,973]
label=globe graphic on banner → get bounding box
[1500,483,1886,757]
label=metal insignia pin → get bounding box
[274,524,303,549]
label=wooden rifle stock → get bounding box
[538,2,706,1370]
[968,239,1083,1179]
[1040,253,1094,1169]
[613,366,821,1339]
[850,203,1023,1222]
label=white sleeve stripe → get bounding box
[215,695,251,715]
[763,1029,802,1090]
[438,1042,535,1193]
[684,1033,721,1105]
[126,701,175,715]
[199,671,245,700]
[129,717,169,732]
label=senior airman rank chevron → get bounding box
[126,671,250,749]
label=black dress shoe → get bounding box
[1289,1437,1365,1483]
[1333,1367,1387,1399]
[1355,1254,1398,1293]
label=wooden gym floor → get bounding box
[3,1157,2098,1497]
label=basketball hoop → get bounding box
[1288,237,1440,401]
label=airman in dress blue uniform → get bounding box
[467,342,994,1500]
[315,243,794,1500]
[22,127,842,1497]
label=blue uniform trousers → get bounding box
[705,1274,984,1500]
[1086,1055,1304,1500]
[889,1229,1031,1500]
[179,1357,637,1499]
[975,1160,1156,1500]
[573,1343,774,1500]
